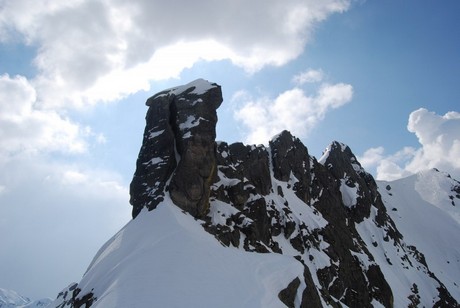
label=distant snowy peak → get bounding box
[415,169,460,224]
[378,169,460,305]
[21,299,52,308]
[0,288,29,307]
[382,168,460,225]
[0,288,51,308]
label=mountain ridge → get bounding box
[51,79,460,307]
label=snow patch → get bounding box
[179,115,207,131]
[148,129,165,139]
[339,179,358,208]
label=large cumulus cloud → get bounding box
[360,108,460,181]
[0,0,351,108]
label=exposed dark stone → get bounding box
[367,264,393,308]
[130,93,177,218]
[220,142,271,195]
[433,286,459,308]
[320,141,376,222]
[270,130,311,203]
[300,264,323,308]
[54,283,96,308]
[278,277,301,308]
[242,198,272,246]
[130,79,222,218]
[408,283,421,308]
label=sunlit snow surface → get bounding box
[377,169,460,304]
[72,197,303,307]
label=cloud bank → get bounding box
[360,108,460,181]
[0,0,351,109]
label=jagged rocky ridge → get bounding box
[55,79,460,308]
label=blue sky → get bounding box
[0,0,459,300]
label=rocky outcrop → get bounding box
[270,130,311,204]
[53,283,96,308]
[125,80,459,307]
[130,79,222,218]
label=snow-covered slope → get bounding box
[53,197,303,308]
[378,169,460,303]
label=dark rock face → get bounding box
[318,141,379,222]
[209,142,275,252]
[129,93,177,218]
[167,81,222,218]
[278,277,301,307]
[130,79,222,218]
[53,283,96,308]
[270,130,311,204]
[205,136,398,307]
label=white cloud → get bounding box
[233,82,353,144]
[0,0,351,109]
[406,108,460,175]
[359,146,415,181]
[0,74,89,159]
[292,68,325,84]
[358,146,384,167]
[359,108,460,181]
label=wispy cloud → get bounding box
[292,68,325,84]
[406,108,460,174]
